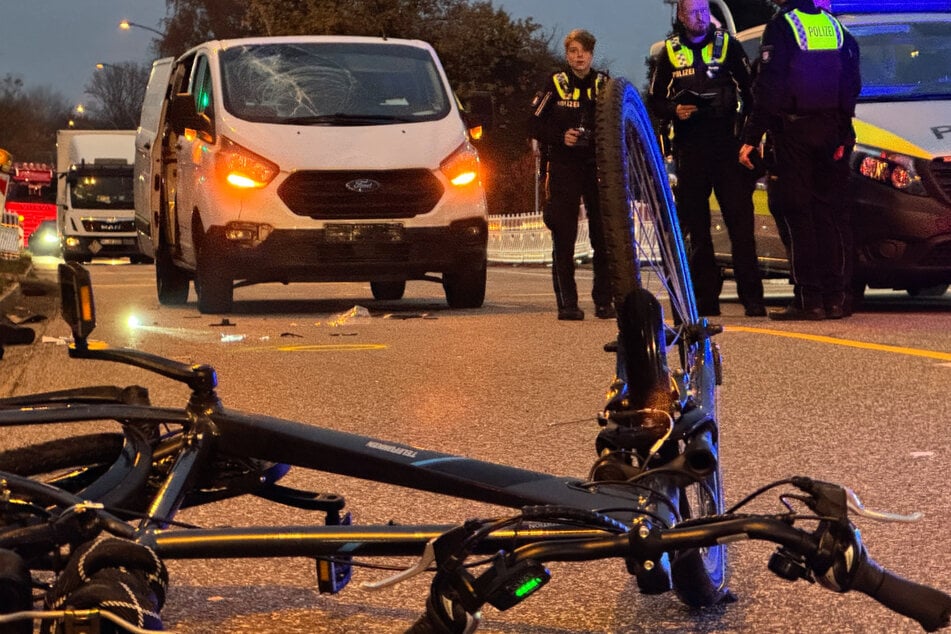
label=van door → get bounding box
[134,57,174,258]
[174,52,216,262]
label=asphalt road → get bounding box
[2,257,951,633]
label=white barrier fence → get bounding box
[487,211,593,264]
[0,210,22,261]
[487,205,660,265]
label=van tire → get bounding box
[155,247,190,305]
[443,261,486,309]
[371,280,406,301]
[195,240,233,314]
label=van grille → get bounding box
[278,170,444,219]
[930,159,951,203]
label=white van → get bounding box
[134,35,489,313]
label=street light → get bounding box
[118,19,165,37]
[95,62,117,70]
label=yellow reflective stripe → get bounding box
[785,11,842,51]
[666,38,726,67]
[666,38,692,68]
[853,118,931,159]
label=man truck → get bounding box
[56,130,148,263]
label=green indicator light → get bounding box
[514,576,544,598]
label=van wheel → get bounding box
[155,247,190,305]
[443,261,486,309]
[370,280,406,301]
[195,245,233,314]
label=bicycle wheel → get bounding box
[595,77,728,607]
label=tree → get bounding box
[0,75,72,163]
[157,0,561,215]
[83,62,151,129]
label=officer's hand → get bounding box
[564,129,581,146]
[738,144,756,170]
[675,104,698,120]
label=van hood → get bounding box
[219,115,466,171]
[855,101,951,159]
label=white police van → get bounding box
[711,0,951,300]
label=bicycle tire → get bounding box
[595,77,728,608]
[0,433,138,504]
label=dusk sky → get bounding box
[0,1,675,110]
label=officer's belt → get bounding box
[782,110,839,122]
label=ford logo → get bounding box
[345,178,382,193]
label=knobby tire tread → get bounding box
[595,77,728,608]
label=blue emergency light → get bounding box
[831,0,951,12]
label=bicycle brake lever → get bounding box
[845,488,923,523]
[361,539,436,590]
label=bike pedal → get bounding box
[316,511,353,594]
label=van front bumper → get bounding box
[205,217,488,283]
[851,179,951,289]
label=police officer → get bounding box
[529,29,612,321]
[648,0,765,317]
[739,0,861,320]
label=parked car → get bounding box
[710,1,951,300]
[26,220,61,257]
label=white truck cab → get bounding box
[135,35,489,314]
[57,130,144,263]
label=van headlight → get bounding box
[216,137,279,189]
[852,144,927,196]
[440,142,481,187]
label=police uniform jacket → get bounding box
[529,69,608,166]
[741,0,861,147]
[647,23,753,145]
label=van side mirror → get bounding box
[462,92,495,141]
[59,261,96,346]
[167,93,214,140]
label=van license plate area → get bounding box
[325,223,404,243]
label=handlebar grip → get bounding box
[850,552,951,632]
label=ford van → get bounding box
[134,36,488,313]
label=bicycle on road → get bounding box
[0,77,948,633]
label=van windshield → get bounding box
[850,20,951,101]
[219,42,452,124]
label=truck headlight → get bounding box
[852,144,927,196]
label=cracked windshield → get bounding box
[220,42,451,124]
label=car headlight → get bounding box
[851,144,927,196]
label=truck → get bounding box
[4,162,57,244]
[56,130,148,263]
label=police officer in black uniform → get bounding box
[648,0,765,317]
[529,29,612,321]
[740,0,861,320]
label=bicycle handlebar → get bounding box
[850,550,951,632]
[412,514,951,633]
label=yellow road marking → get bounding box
[726,326,951,362]
[241,343,388,352]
